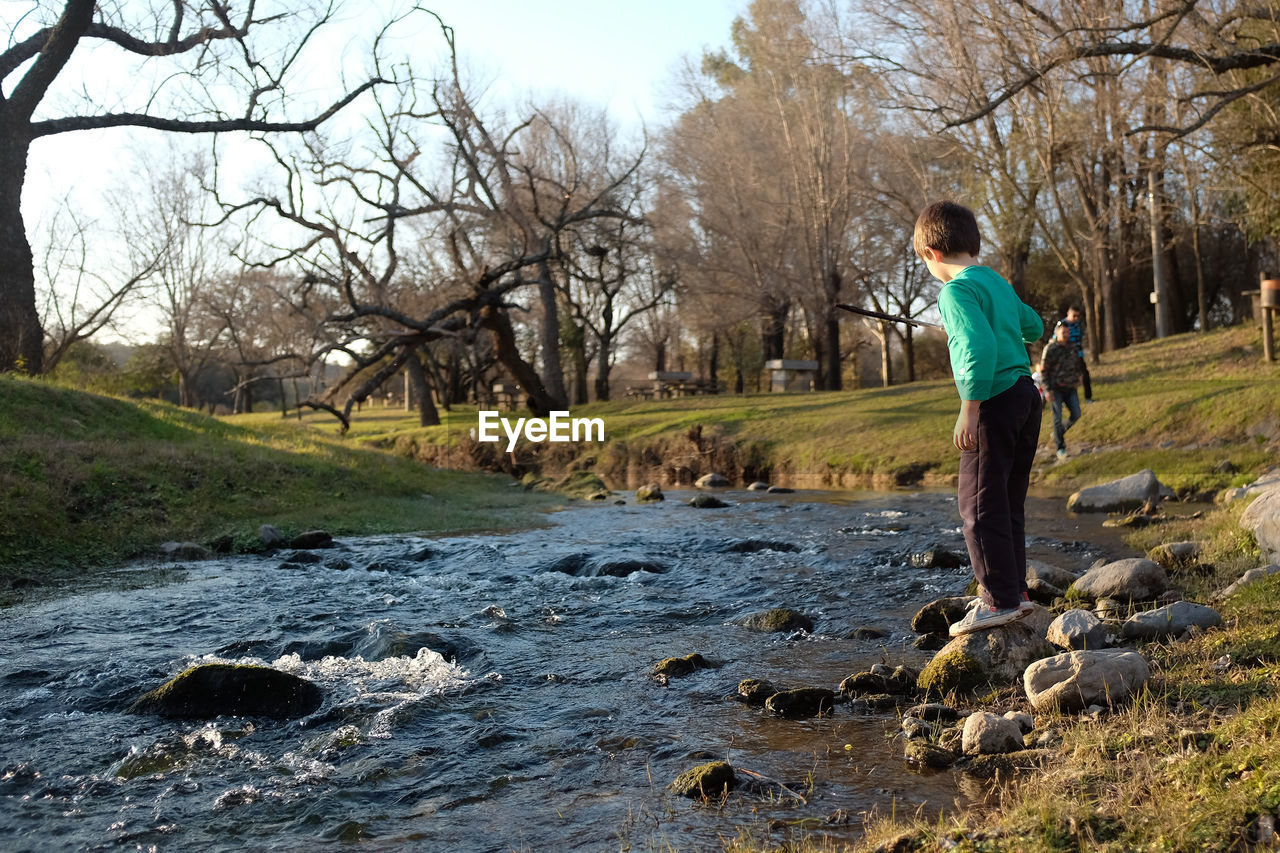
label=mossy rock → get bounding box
[131,663,323,720]
[733,608,814,633]
[765,687,835,719]
[635,483,665,502]
[652,653,716,678]
[688,494,730,509]
[668,760,737,798]
[554,471,610,499]
[916,649,986,695]
[728,678,777,707]
[903,740,957,769]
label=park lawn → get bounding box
[283,323,1280,494]
[0,376,559,579]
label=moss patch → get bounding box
[917,649,986,695]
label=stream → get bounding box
[0,488,1127,852]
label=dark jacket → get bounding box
[1040,339,1082,391]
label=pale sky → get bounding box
[23,0,746,226]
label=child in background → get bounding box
[913,200,1045,637]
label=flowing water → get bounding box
[0,489,1124,852]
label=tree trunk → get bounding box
[0,133,43,374]
[708,332,719,391]
[405,349,439,426]
[876,321,893,388]
[593,337,612,402]
[480,303,565,416]
[537,268,567,404]
[761,298,788,361]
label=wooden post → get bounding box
[1263,273,1279,363]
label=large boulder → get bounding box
[1023,650,1150,712]
[917,608,1055,694]
[1239,470,1280,561]
[1067,469,1165,513]
[1120,601,1223,640]
[1047,609,1109,651]
[962,712,1025,755]
[688,494,730,509]
[130,663,323,720]
[1068,558,1168,603]
[695,472,731,489]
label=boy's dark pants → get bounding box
[958,376,1043,611]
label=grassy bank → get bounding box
[0,376,559,581]
[838,497,1279,853]
[273,324,1280,496]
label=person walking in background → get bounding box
[914,200,1043,637]
[1041,321,1083,461]
[1061,305,1093,401]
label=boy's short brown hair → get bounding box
[913,200,981,259]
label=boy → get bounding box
[913,200,1044,637]
[1041,321,1083,461]
[1060,306,1093,401]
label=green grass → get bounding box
[275,324,1280,494]
[0,376,559,578]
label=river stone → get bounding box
[131,663,323,720]
[591,559,667,577]
[258,524,285,549]
[1067,469,1165,513]
[839,671,889,697]
[1068,558,1168,603]
[1120,601,1223,640]
[767,486,794,494]
[917,607,1054,695]
[1003,711,1035,734]
[910,596,976,634]
[747,481,771,491]
[160,541,211,561]
[689,494,730,509]
[1239,471,1280,561]
[290,530,334,550]
[1217,564,1280,599]
[728,678,777,707]
[765,687,835,719]
[904,740,957,769]
[959,749,1055,779]
[1047,609,1109,651]
[652,653,717,678]
[668,760,736,798]
[695,472,731,488]
[909,546,967,569]
[1026,559,1078,589]
[1146,541,1203,567]
[554,471,610,498]
[913,633,949,651]
[732,608,813,633]
[905,703,962,723]
[635,483,664,502]
[1023,649,1150,712]
[1026,577,1064,604]
[962,712,1025,755]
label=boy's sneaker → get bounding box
[948,603,1029,637]
[1055,449,1067,461]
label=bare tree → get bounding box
[0,0,396,374]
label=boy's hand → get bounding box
[953,400,980,452]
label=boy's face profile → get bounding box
[1066,308,1080,323]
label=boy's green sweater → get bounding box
[937,265,1044,401]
